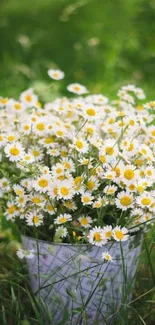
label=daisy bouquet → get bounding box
[0,70,155,251]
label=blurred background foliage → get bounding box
[0,0,155,101]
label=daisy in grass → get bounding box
[136,193,153,208]
[121,164,138,185]
[44,202,56,215]
[4,201,18,220]
[104,185,117,195]
[102,225,113,239]
[115,191,134,211]
[88,227,107,247]
[102,252,113,262]
[67,83,88,95]
[13,185,25,196]
[83,104,99,120]
[73,138,89,153]
[55,226,68,238]
[5,142,24,162]
[58,180,75,200]
[113,226,129,241]
[30,194,45,207]
[78,216,93,228]
[17,248,35,259]
[54,214,72,225]
[81,192,94,205]
[0,177,10,192]
[20,88,38,107]
[34,175,51,193]
[26,212,44,227]
[47,69,65,80]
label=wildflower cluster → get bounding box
[0,70,155,247]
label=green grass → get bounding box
[0,0,155,99]
[0,0,155,323]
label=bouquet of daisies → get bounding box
[0,69,155,249]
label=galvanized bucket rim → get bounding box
[22,230,141,247]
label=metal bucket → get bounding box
[22,233,142,324]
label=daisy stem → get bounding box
[35,228,41,301]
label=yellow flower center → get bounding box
[105,146,114,156]
[10,147,20,156]
[24,125,30,131]
[141,198,151,206]
[128,184,135,191]
[120,196,132,206]
[2,181,8,187]
[99,155,106,163]
[25,95,32,102]
[151,130,155,137]
[38,179,48,188]
[124,169,134,180]
[75,140,84,149]
[60,186,69,196]
[105,231,112,238]
[86,108,96,116]
[32,150,39,157]
[83,196,90,203]
[81,218,88,225]
[44,137,54,144]
[94,232,101,242]
[0,98,8,104]
[7,135,15,141]
[74,86,80,91]
[56,130,64,136]
[47,205,54,211]
[8,205,15,214]
[115,230,124,240]
[33,216,39,224]
[53,187,58,196]
[87,181,95,190]
[36,123,45,131]
[59,217,67,223]
[56,168,63,174]
[14,103,21,110]
[147,170,152,176]
[32,197,41,204]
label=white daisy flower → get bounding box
[44,202,56,215]
[55,226,68,238]
[83,104,99,120]
[88,226,107,247]
[81,192,94,205]
[4,201,18,220]
[58,180,75,200]
[47,69,65,80]
[54,213,72,224]
[0,133,6,148]
[48,181,59,199]
[67,83,88,95]
[101,251,113,262]
[104,185,117,195]
[13,184,25,196]
[102,225,113,239]
[115,191,134,211]
[73,138,89,153]
[34,175,51,193]
[113,226,129,241]
[0,178,10,192]
[26,212,44,227]
[16,248,35,259]
[78,216,93,228]
[5,142,25,162]
[15,195,27,208]
[20,88,38,107]
[136,192,153,208]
